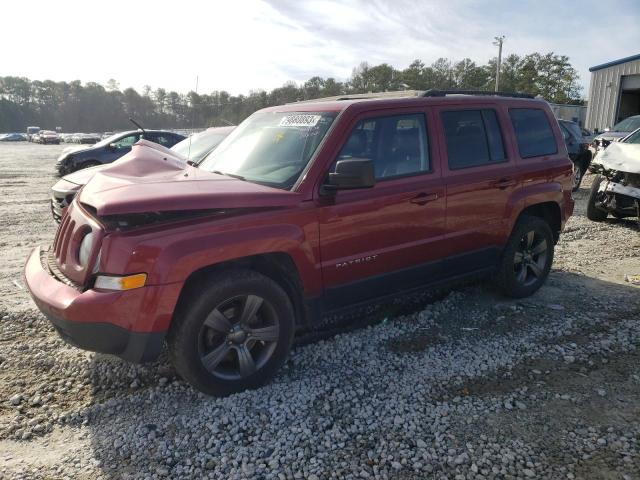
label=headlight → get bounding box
[78,232,94,267]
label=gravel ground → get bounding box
[0,143,639,480]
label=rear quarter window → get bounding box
[509,108,558,158]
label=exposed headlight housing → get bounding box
[78,232,94,267]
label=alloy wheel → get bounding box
[513,230,548,287]
[198,295,279,380]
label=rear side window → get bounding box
[441,109,506,169]
[509,108,557,158]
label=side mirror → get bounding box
[108,143,117,150]
[325,158,375,191]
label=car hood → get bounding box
[593,142,640,173]
[63,164,109,185]
[79,140,302,216]
[594,132,627,142]
[62,145,92,155]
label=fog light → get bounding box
[94,273,147,291]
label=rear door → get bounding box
[435,104,520,271]
[317,108,447,309]
[147,132,182,148]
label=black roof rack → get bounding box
[421,89,535,99]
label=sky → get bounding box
[2,0,639,98]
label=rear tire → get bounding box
[167,269,295,396]
[586,174,608,222]
[571,161,585,192]
[497,215,554,298]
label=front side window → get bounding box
[509,108,557,158]
[337,113,430,179]
[112,134,139,149]
[199,111,336,189]
[441,109,506,169]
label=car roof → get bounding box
[259,90,546,115]
[114,129,183,136]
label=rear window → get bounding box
[441,109,506,169]
[509,108,557,158]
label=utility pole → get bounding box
[493,35,505,91]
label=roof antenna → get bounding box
[187,75,199,161]
[129,117,145,133]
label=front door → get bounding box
[318,110,447,309]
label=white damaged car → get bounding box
[587,128,640,224]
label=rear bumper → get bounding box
[24,246,182,363]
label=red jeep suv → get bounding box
[25,90,574,396]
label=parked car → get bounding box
[0,133,27,142]
[35,130,61,145]
[592,114,640,156]
[55,129,186,175]
[587,126,640,224]
[25,90,574,396]
[558,119,592,191]
[26,126,40,142]
[71,133,101,144]
[580,127,595,144]
[50,127,233,222]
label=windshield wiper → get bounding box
[212,170,245,181]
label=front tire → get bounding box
[497,216,554,298]
[80,160,101,170]
[586,174,608,222]
[168,270,295,396]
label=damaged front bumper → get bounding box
[592,175,640,220]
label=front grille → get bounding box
[50,201,103,286]
[40,248,84,290]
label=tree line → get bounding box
[0,51,583,133]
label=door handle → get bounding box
[410,192,439,205]
[493,178,517,189]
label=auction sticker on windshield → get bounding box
[279,114,322,128]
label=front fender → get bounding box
[100,213,321,297]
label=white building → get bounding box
[585,54,640,132]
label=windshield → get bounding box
[199,111,336,189]
[612,116,640,132]
[172,130,230,163]
[623,128,640,144]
